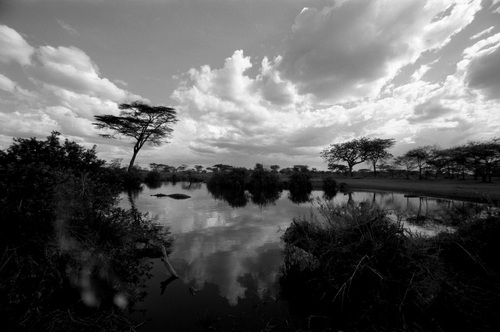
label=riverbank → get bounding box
[309,177,500,203]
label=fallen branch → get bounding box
[161,245,179,278]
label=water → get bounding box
[120,182,468,330]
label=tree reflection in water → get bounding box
[207,186,249,207]
[288,172,313,204]
[249,188,283,207]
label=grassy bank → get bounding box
[280,201,500,331]
[305,176,500,203]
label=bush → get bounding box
[122,167,144,189]
[145,169,163,184]
[280,200,500,331]
[288,172,312,203]
[0,132,173,330]
[322,176,337,199]
[207,168,248,191]
[248,169,283,206]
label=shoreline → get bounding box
[309,177,500,203]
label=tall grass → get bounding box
[280,200,500,331]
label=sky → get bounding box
[1,0,500,170]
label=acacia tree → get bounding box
[465,140,500,182]
[394,155,417,179]
[405,146,433,180]
[93,101,178,172]
[365,138,395,177]
[321,137,371,177]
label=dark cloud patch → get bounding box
[408,99,453,123]
[279,0,425,102]
[465,45,500,99]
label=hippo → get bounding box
[151,193,191,199]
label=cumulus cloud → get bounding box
[278,0,482,103]
[0,25,144,154]
[0,24,34,65]
[27,46,141,102]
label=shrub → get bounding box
[288,172,312,203]
[0,132,173,330]
[145,169,163,184]
[248,169,283,206]
[122,166,144,189]
[207,167,248,191]
[280,200,500,331]
[322,176,337,199]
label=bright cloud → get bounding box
[0,24,145,152]
[278,0,482,103]
[0,25,34,66]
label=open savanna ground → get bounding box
[307,176,500,203]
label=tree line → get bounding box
[321,137,500,182]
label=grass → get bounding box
[280,200,500,331]
[309,176,500,203]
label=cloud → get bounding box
[0,73,37,99]
[57,19,79,36]
[470,26,495,40]
[0,109,59,137]
[463,33,500,99]
[408,98,454,123]
[0,25,145,154]
[0,24,34,65]
[27,46,141,102]
[278,0,482,103]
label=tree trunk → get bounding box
[128,149,139,172]
[372,161,377,177]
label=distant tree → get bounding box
[394,155,417,179]
[364,138,395,177]
[427,147,450,179]
[255,163,265,171]
[321,137,371,177]
[379,162,397,178]
[405,146,433,180]
[464,140,500,182]
[212,164,233,172]
[93,101,178,172]
[279,167,294,175]
[176,164,187,172]
[293,165,309,172]
[149,162,161,171]
[194,165,204,173]
[270,165,280,172]
[327,163,348,175]
[108,158,123,169]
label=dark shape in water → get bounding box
[160,275,179,295]
[150,193,191,199]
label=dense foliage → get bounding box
[280,201,500,331]
[0,132,172,331]
[287,172,313,204]
[248,166,283,207]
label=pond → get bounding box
[120,181,468,330]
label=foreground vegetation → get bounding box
[0,132,173,331]
[280,201,500,331]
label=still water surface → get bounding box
[120,182,461,330]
